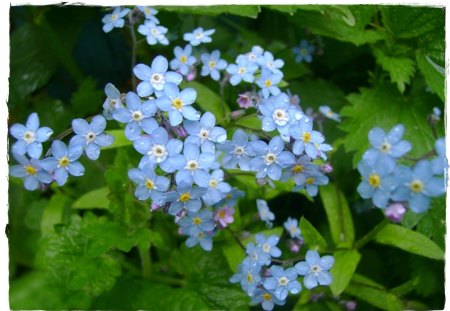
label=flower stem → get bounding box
[129,24,137,90]
[354,218,389,249]
[138,246,151,279]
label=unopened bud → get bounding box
[237,92,255,109]
[385,202,407,223]
[230,109,246,119]
[186,68,197,81]
[321,163,333,174]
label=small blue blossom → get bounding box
[257,51,284,75]
[220,187,245,208]
[178,209,216,234]
[431,137,447,176]
[295,250,334,289]
[229,261,262,296]
[10,154,53,191]
[245,45,264,63]
[200,50,228,81]
[392,160,445,213]
[282,155,316,183]
[137,6,159,24]
[293,171,329,197]
[137,20,169,45]
[113,91,158,141]
[357,158,397,208]
[290,117,324,159]
[249,136,296,180]
[70,115,114,160]
[256,68,283,99]
[10,112,53,159]
[319,105,341,122]
[251,289,286,311]
[243,242,271,267]
[202,169,232,205]
[102,7,131,33]
[255,234,281,258]
[432,107,441,120]
[133,55,182,97]
[166,182,207,215]
[226,56,258,86]
[156,83,200,126]
[183,111,227,151]
[218,129,253,171]
[183,27,215,46]
[175,142,215,187]
[170,44,196,76]
[284,217,302,239]
[292,40,315,63]
[363,124,412,167]
[185,228,215,251]
[257,199,275,227]
[102,83,123,120]
[263,265,301,300]
[128,163,170,205]
[40,140,85,186]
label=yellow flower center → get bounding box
[302,132,311,143]
[246,273,253,283]
[193,217,202,225]
[208,60,216,68]
[172,98,183,110]
[264,79,272,87]
[409,179,424,193]
[179,192,191,202]
[209,179,218,188]
[111,14,118,21]
[59,156,70,167]
[218,210,227,218]
[263,293,272,301]
[292,165,304,174]
[25,165,37,176]
[306,177,315,185]
[368,173,381,188]
[145,179,155,189]
[180,55,187,64]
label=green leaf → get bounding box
[41,193,68,236]
[265,5,299,15]
[373,224,444,260]
[329,249,361,296]
[373,48,416,93]
[70,77,103,115]
[72,187,109,210]
[103,130,133,150]
[319,183,354,248]
[339,84,438,166]
[416,197,445,249]
[158,5,261,18]
[416,51,445,102]
[381,6,444,38]
[299,217,328,251]
[233,114,262,130]
[183,81,230,122]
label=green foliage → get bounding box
[72,187,109,210]
[373,224,444,260]
[329,250,361,296]
[299,217,328,251]
[159,5,261,18]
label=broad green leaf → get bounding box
[183,81,230,122]
[103,130,132,150]
[319,183,354,248]
[72,187,109,210]
[373,48,416,93]
[416,51,445,102]
[265,5,299,15]
[41,193,69,236]
[158,5,261,18]
[233,114,261,130]
[381,6,444,38]
[329,249,361,296]
[339,84,438,166]
[70,77,103,115]
[373,224,444,260]
[299,217,328,251]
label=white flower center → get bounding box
[111,14,118,21]
[278,276,289,286]
[86,131,96,143]
[272,108,288,125]
[310,264,321,275]
[380,141,391,153]
[132,110,143,121]
[151,27,161,36]
[23,131,35,144]
[234,146,245,156]
[265,153,277,164]
[238,67,246,74]
[199,129,209,140]
[209,179,218,188]
[262,243,271,253]
[186,160,199,171]
[195,32,204,39]
[151,144,167,162]
[150,73,164,86]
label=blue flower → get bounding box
[102,7,131,33]
[249,136,296,180]
[70,115,114,160]
[202,169,232,205]
[219,187,245,208]
[155,83,200,126]
[431,137,447,175]
[183,27,215,46]
[263,265,301,300]
[200,50,228,81]
[282,155,316,183]
[319,105,341,122]
[133,56,182,97]
[357,158,397,208]
[363,124,411,167]
[290,117,324,159]
[185,228,215,251]
[166,182,207,215]
[295,250,334,289]
[257,51,284,75]
[128,163,170,205]
[137,6,159,24]
[40,140,85,186]
[133,127,185,173]
[284,217,302,239]
[392,160,445,213]
[251,289,286,311]
[175,142,215,187]
[292,40,315,63]
[243,242,271,267]
[178,209,215,234]
[218,129,253,171]
[229,261,262,296]
[226,56,258,86]
[10,154,53,191]
[102,83,123,120]
[245,45,264,63]
[137,20,169,45]
[293,171,329,197]
[170,44,196,76]
[10,112,53,159]
[255,234,281,258]
[257,199,275,226]
[113,91,158,141]
[256,68,283,99]
[183,111,227,151]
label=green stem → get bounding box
[139,247,151,279]
[354,219,389,249]
[129,24,137,90]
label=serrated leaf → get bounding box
[373,224,444,260]
[416,51,445,102]
[373,48,416,93]
[319,183,354,248]
[329,249,361,296]
[299,217,328,251]
[72,187,109,210]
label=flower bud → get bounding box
[321,163,333,174]
[237,92,254,109]
[384,202,407,223]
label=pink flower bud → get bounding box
[384,202,407,223]
[321,163,333,174]
[237,92,254,109]
[186,68,197,81]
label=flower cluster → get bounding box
[357,124,446,217]
[9,113,113,190]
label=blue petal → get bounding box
[85,143,100,160]
[67,162,85,176]
[368,127,385,148]
[91,115,107,133]
[152,55,168,73]
[169,110,183,126]
[137,82,153,97]
[35,127,53,142]
[304,273,318,289]
[26,113,40,131]
[54,168,69,186]
[72,118,90,135]
[27,142,43,159]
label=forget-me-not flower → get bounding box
[431,137,447,176]
[138,20,169,46]
[258,92,296,140]
[178,209,215,234]
[10,154,53,191]
[251,289,286,311]
[292,40,315,63]
[227,56,258,86]
[255,234,281,258]
[263,265,301,300]
[218,129,253,171]
[319,105,341,122]
[214,206,235,228]
[229,261,262,296]
[175,142,215,187]
[102,83,123,120]
[257,199,275,227]
[257,51,284,75]
[293,170,329,197]
[166,182,207,215]
[256,68,283,99]
[290,117,324,159]
[137,6,159,24]
[200,50,228,81]
[185,228,215,251]
[202,169,232,205]
[102,7,131,33]
[170,44,196,76]
[128,163,170,204]
[10,112,53,159]
[183,27,215,46]
[284,217,302,239]
[183,111,227,151]
[295,250,334,289]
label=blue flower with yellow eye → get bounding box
[102,7,130,33]
[295,250,334,289]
